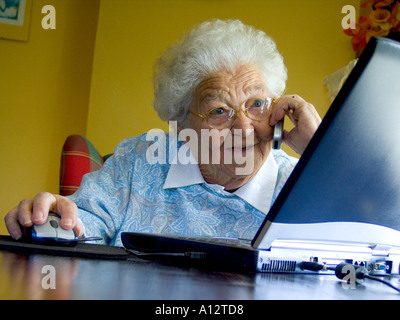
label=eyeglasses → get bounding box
[190,97,275,129]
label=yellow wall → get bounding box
[87,0,360,156]
[0,0,99,234]
[0,0,359,234]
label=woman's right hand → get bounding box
[4,192,84,240]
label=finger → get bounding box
[32,192,78,230]
[53,194,79,230]
[284,95,321,125]
[31,192,57,224]
[282,128,298,148]
[273,95,303,122]
[74,220,85,237]
[5,207,22,240]
[270,95,298,126]
[18,198,34,227]
[269,98,285,126]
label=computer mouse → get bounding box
[24,212,77,244]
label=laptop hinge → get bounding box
[371,244,391,256]
[252,220,272,249]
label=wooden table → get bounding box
[1,248,399,301]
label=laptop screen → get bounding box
[264,37,400,232]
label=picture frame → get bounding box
[0,0,32,41]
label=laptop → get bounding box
[121,37,400,275]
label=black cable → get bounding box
[335,263,400,292]
[364,274,400,293]
[300,261,400,293]
[299,261,324,272]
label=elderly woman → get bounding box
[5,20,321,246]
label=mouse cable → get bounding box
[300,261,400,293]
[363,274,400,293]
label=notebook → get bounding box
[121,37,400,275]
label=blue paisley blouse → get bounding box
[68,133,298,246]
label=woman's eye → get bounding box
[252,99,264,108]
[209,107,226,115]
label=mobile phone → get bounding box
[273,118,284,150]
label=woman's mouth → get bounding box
[224,144,256,160]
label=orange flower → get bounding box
[366,27,391,42]
[362,0,395,8]
[393,1,400,18]
[392,1,400,31]
[375,0,395,8]
[345,0,400,51]
[370,8,393,30]
[344,16,373,51]
[361,0,376,8]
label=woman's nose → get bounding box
[231,109,254,131]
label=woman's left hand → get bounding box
[269,94,322,155]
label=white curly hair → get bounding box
[153,19,287,131]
